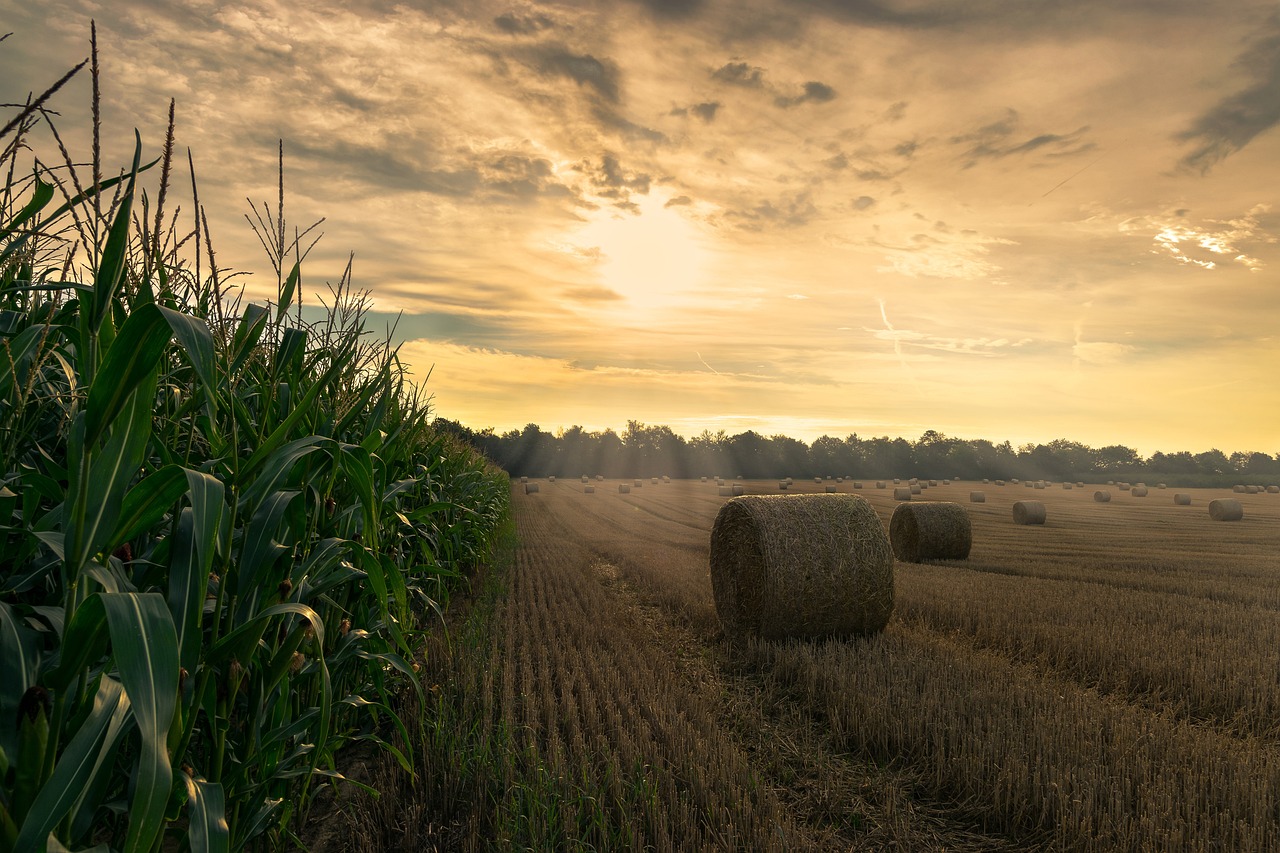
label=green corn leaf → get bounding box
[339,443,377,548]
[229,304,270,377]
[239,354,346,483]
[185,469,224,581]
[66,375,157,579]
[167,508,204,674]
[106,464,187,553]
[236,436,328,511]
[83,302,170,449]
[278,261,300,319]
[232,490,298,614]
[69,677,135,844]
[0,324,48,401]
[99,592,179,853]
[0,603,40,775]
[207,602,323,670]
[273,327,306,381]
[236,797,283,850]
[91,132,144,334]
[181,774,229,853]
[0,177,55,242]
[13,677,130,853]
[157,305,220,413]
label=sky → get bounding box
[3,0,1278,454]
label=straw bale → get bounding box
[928,480,938,486]
[983,478,990,484]
[815,477,823,484]
[787,478,794,485]
[549,476,556,482]
[597,475,604,481]
[701,476,708,482]
[970,491,986,502]
[1131,486,1149,497]
[1062,483,1073,490]
[1119,483,1131,491]
[943,479,951,485]
[710,494,894,639]
[1233,485,1246,493]
[520,476,528,484]
[732,484,745,496]
[825,484,837,493]
[853,481,864,489]
[1246,485,1261,494]
[890,501,972,562]
[1012,500,1047,525]
[584,485,595,494]
[1011,479,1020,484]
[524,483,539,494]
[995,480,1005,486]
[652,477,659,484]
[618,484,631,494]
[719,486,733,496]
[779,482,789,490]
[1094,491,1111,502]
[1173,493,1191,505]
[893,478,901,484]
[582,475,589,483]
[910,484,922,495]
[1157,483,1167,489]
[1209,499,1244,521]
[876,481,887,489]
[635,479,643,487]
[910,478,919,485]
[894,487,913,501]
[1034,481,1045,490]
[1268,486,1280,494]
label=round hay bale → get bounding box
[652,477,659,484]
[824,484,837,493]
[1012,500,1046,525]
[618,484,631,494]
[995,480,1005,486]
[634,479,644,487]
[893,487,913,501]
[710,494,894,639]
[778,481,789,490]
[826,476,833,481]
[663,475,671,483]
[1157,483,1167,489]
[1173,493,1191,505]
[524,483,539,494]
[876,481,886,489]
[1117,483,1130,491]
[1034,481,1045,490]
[1062,482,1073,490]
[786,477,794,485]
[853,481,864,489]
[596,475,604,481]
[1024,482,1034,488]
[1106,480,1114,486]
[1268,485,1280,494]
[701,476,708,482]
[549,476,556,482]
[970,491,986,502]
[520,476,528,484]
[909,484,922,495]
[718,486,733,496]
[731,484,745,496]
[1209,499,1244,521]
[1233,484,1246,493]
[890,502,972,562]
[837,477,844,483]
[983,478,990,484]
[909,478,919,485]
[1094,491,1111,502]
[1011,478,1020,484]
[1076,482,1085,488]
[893,478,901,484]
[584,485,595,494]
[928,479,938,486]
[943,479,951,485]
[814,477,823,484]
[1131,486,1149,497]
[1246,485,1262,494]
[717,478,726,486]
[582,475,589,483]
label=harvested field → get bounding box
[403,478,1280,851]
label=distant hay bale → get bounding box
[1157,483,1167,489]
[893,478,901,484]
[663,475,670,483]
[786,477,794,485]
[970,491,986,503]
[943,479,951,485]
[1173,493,1191,505]
[1233,485,1246,493]
[814,477,823,484]
[893,487,913,501]
[1268,485,1280,494]
[909,484,922,495]
[1119,483,1131,491]
[1034,481,1045,490]
[596,475,604,481]
[890,502,972,563]
[584,485,595,494]
[778,482,789,490]
[910,478,919,485]
[983,478,990,484]
[701,476,708,482]
[1094,491,1111,502]
[1131,486,1149,497]
[652,477,659,484]
[1062,483,1073,490]
[618,484,631,494]
[549,476,556,482]
[837,477,844,483]
[928,479,938,486]
[520,476,528,484]
[853,481,864,489]
[710,494,894,639]
[824,484,837,493]
[1012,500,1047,525]
[719,486,733,496]
[826,476,833,481]
[1076,482,1085,488]
[1024,482,1034,488]
[524,483,539,494]
[1246,485,1262,494]
[876,481,887,489]
[1209,499,1244,521]
[732,484,745,496]
[1011,478,1020,484]
[717,479,726,486]
[581,475,589,483]
[635,479,643,487]
[995,480,1005,486]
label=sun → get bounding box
[570,192,710,314]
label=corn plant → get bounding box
[0,33,507,853]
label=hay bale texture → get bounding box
[1209,499,1244,521]
[618,484,631,494]
[524,483,539,494]
[1012,500,1047,525]
[710,494,894,639]
[1173,493,1191,505]
[732,484,745,496]
[1268,485,1280,494]
[890,502,972,562]
[970,491,986,502]
[718,486,733,496]
[824,484,837,493]
[584,485,595,494]
[894,487,913,501]
[876,481,887,489]
[1131,486,1149,497]
[1094,491,1112,502]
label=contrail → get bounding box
[696,351,721,374]
[1036,150,1108,202]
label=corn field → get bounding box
[0,41,507,853]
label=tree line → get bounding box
[432,420,1280,487]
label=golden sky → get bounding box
[4,0,1278,453]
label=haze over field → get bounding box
[3,0,1278,453]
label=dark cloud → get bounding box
[594,106,667,143]
[951,109,1094,167]
[1178,23,1280,173]
[493,10,557,35]
[825,153,849,170]
[894,139,919,158]
[853,195,876,210]
[528,45,621,102]
[630,0,709,19]
[580,154,651,208]
[727,191,818,229]
[712,61,767,88]
[775,80,837,108]
[664,195,693,207]
[691,101,720,122]
[855,168,893,181]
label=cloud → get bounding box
[527,44,621,103]
[1073,341,1137,364]
[711,60,767,88]
[1178,22,1280,173]
[1119,205,1273,270]
[564,285,624,302]
[664,195,693,207]
[871,228,1015,279]
[950,108,1094,168]
[493,10,558,35]
[774,80,837,108]
[582,153,652,204]
[852,195,876,210]
[690,101,720,122]
[726,191,818,229]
